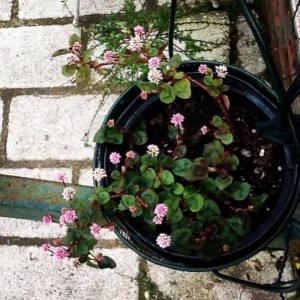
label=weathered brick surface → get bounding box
[7,94,117,161]
[0,168,72,183]
[0,246,139,299]
[0,0,12,21]
[18,0,145,20]
[0,25,79,88]
[0,97,3,137]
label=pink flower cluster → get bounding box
[72,41,82,53]
[90,223,101,237]
[156,233,171,249]
[103,50,116,63]
[42,215,52,225]
[170,113,184,127]
[59,209,77,225]
[153,203,168,225]
[54,247,68,261]
[134,25,144,36]
[109,151,121,164]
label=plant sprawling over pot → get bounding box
[42,25,276,269]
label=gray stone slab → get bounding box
[0,0,12,21]
[19,0,144,20]
[0,168,72,183]
[0,97,3,137]
[0,245,139,299]
[7,94,117,160]
[0,25,79,88]
[147,250,291,299]
[176,13,230,62]
[237,14,266,76]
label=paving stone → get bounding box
[79,168,94,186]
[237,14,266,75]
[176,13,230,62]
[7,94,117,161]
[147,250,291,300]
[0,0,12,21]
[0,168,72,183]
[19,0,145,20]
[0,245,139,300]
[0,97,3,137]
[0,25,79,88]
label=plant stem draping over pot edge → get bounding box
[42,25,283,270]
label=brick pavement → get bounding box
[0,1,298,299]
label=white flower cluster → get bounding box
[147,144,160,157]
[62,187,76,201]
[93,168,107,182]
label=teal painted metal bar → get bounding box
[0,175,94,221]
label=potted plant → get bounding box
[42,5,300,272]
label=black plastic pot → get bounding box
[93,61,300,272]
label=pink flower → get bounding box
[170,113,185,127]
[103,50,115,62]
[154,203,168,218]
[146,144,159,157]
[95,253,103,261]
[42,215,52,225]
[62,210,77,223]
[54,247,68,261]
[126,151,135,159]
[148,57,161,69]
[198,64,208,74]
[67,55,79,65]
[109,152,121,164]
[129,206,137,213]
[55,172,66,182]
[72,41,82,53]
[215,65,228,78]
[140,90,148,100]
[106,119,115,127]
[134,25,144,36]
[200,125,209,135]
[147,68,162,84]
[62,187,75,201]
[93,168,107,181]
[153,215,163,225]
[90,223,101,237]
[156,233,171,249]
[53,239,61,246]
[41,243,51,252]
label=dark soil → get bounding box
[143,88,284,230]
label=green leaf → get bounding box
[168,126,178,140]
[212,78,223,87]
[93,126,123,144]
[229,182,251,201]
[83,49,93,63]
[148,48,159,57]
[185,194,204,212]
[97,191,110,204]
[196,199,220,224]
[141,190,158,205]
[224,154,239,171]
[212,115,224,128]
[76,65,90,82]
[69,34,81,47]
[160,85,176,104]
[207,86,220,97]
[221,85,230,92]
[250,193,268,211]
[62,64,77,77]
[228,214,250,237]
[111,170,120,180]
[132,130,147,145]
[173,183,184,195]
[173,79,191,99]
[136,81,157,92]
[215,175,233,190]
[203,140,224,165]
[170,228,192,254]
[183,185,198,198]
[98,256,117,269]
[174,145,186,158]
[167,207,183,223]
[199,178,216,196]
[220,133,233,145]
[119,51,139,65]
[204,75,213,86]
[174,72,184,79]
[170,53,181,69]
[121,195,136,207]
[173,158,192,176]
[52,48,71,57]
[132,207,143,217]
[159,170,174,185]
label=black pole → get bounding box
[168,0,177,58]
